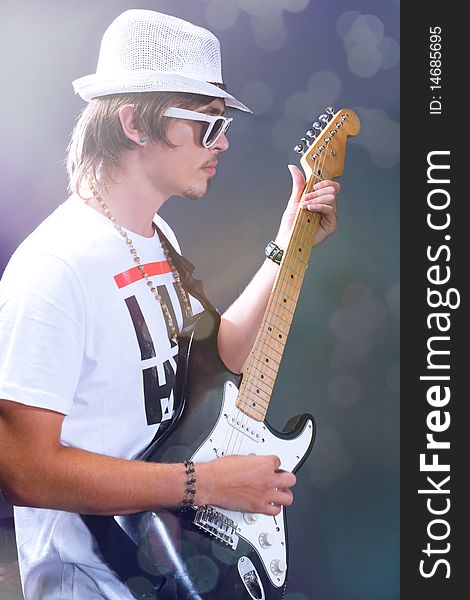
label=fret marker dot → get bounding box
[291,274,294,279]
[279,334,282,339]
[252,402,256,407]
[283,298,287,303]
[266,358,269,363]
[261,374,264,379]
[256,389,260,393]
[298,248,302,252]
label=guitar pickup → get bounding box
[225,413,263,443]
[193,505,239,550]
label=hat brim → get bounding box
[72,71,252,113]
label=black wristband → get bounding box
[265,240,284,265]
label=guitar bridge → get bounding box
[193,505,239,550]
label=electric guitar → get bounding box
[83,107,360,600]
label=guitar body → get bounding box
[107,310,315,600]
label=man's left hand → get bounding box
[275,164,341,249]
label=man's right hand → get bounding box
[196,454,296,516]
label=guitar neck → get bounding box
[234,108,360,422]
[236,175,321,422]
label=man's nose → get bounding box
[214,131,229,152]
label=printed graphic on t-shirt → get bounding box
[114,258,193,427]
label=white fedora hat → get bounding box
[72,9,251,113]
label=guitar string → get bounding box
[240,136,330,406]
[228,203,313,458]
[228,162,325,459]
[227,144,328,459]
[225,137,331,459]
[234,171,321,456]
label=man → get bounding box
[0,9,340,599]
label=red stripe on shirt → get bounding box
[114,261,172,289]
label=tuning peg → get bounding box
[294,144,304,154]
[306,129,317,139]
[325,106,335,117]
[300,137,311,147]
[312,121,322,132]
[318,113,329,125]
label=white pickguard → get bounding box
[191,380,314,588]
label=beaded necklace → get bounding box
[93,193,193,341]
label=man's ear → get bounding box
[118,105,147,146]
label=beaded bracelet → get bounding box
[182,460,196,505]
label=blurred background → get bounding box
[0,1,399,599]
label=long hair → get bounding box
[66,89,225,199]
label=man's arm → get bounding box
[0,399,295,516]
[218,166,341,373]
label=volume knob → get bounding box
[270,559,287,576]
[243,513,259,524]
[259,532,275,548]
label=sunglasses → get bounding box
[163,107,233,148]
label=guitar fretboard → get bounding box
[236,181,321,421]
[234,108,359,421]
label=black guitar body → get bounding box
[83,310,316,600]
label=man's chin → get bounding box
[181,180,211,201]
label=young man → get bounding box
[0,9,340,599]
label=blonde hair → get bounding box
[66,90,224,199]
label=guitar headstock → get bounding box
[294,107,360,181]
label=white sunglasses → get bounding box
[163,107,233,148]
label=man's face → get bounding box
[143,98,229,201]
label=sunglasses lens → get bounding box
[204,118,230,147]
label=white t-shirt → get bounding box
[0,195,204,599]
